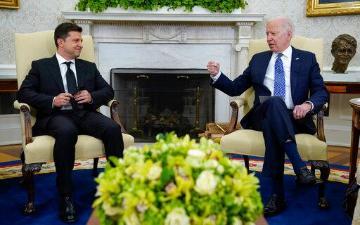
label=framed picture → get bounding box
[307,0,360,16]
[0,0,19,9]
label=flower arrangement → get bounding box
[76,0,247,13]
[93,133,263,225]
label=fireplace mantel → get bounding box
[62,10,264,23]
[61,10,264,123]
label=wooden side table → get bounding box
[0,78,17,93]
[349,98,360,184]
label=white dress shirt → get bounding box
[263,46,294,109]
[55,53,78,110]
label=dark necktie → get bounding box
[274,53,285,100]
[63,62,79,110]
[64,61,78,95]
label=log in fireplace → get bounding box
[111,68,214,142]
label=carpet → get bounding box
[0,158,352,225]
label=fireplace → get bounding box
[111,68,214,141]
[62,10,264,126]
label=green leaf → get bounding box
[76,0,247,13]
[159,166,175,188]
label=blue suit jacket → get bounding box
[212,47,328,130]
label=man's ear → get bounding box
[57,38,64,47]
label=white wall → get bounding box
[1,0,359,68]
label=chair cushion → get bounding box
[220,129,327,161]
[24,134,134,164]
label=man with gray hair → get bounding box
[207,17,328,216]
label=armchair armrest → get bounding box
[107,100,127,133]
[227,99,327,143]
[316,103,328,142]
[14,100,33,144]
[227,98,246,133]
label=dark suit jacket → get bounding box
[211,47,328,131]
[17,55,114,131]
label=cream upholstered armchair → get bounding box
[14,31,134,214]
[220,36,330,208]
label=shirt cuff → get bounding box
[305,101,314,111]
[52,96,56,108]
[210,71,222,82]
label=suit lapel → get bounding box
[49,55,65,92]
[75,59,85,90]
[259,51,273,84]
[258,51,272,94]
[290,47,301,100]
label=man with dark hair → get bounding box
[331,34,357,73]
[207,17,328,216]
[17,22,124,223]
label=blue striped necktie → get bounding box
[274,53,285,100]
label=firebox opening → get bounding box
[111,68,215,142]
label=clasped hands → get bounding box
[53,90,92,108]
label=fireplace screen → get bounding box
[111,68,214,142]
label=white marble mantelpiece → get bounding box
[62,9,265,122]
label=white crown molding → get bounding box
[0,64,16,78]
[62,9,265,23]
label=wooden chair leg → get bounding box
[243,155,250,173]
[93,158,99,177]
[22,163,42,215]
[310,160,330,209]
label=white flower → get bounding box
[204,159,219,169]
[147,164,162,180]
[165,208,190,225]
[194,170,218,195]
[102,202,121,216]
[187,149,206,159]
[124,212,141,225]
[203,215,217,225]
[234,196,244,205]
[185,156,202,168]
[136,203,148,213]
[232,217,243,225]
[186,149,206,168]
[216,165,224,174]
[230,160,243,168]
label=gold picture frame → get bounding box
[0,0,19,9]
[307,0,360,17]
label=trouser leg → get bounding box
[255,97,295,178]
[46,114,78,195]
[79,111,124,158]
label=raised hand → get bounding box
[207,61,220,76]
